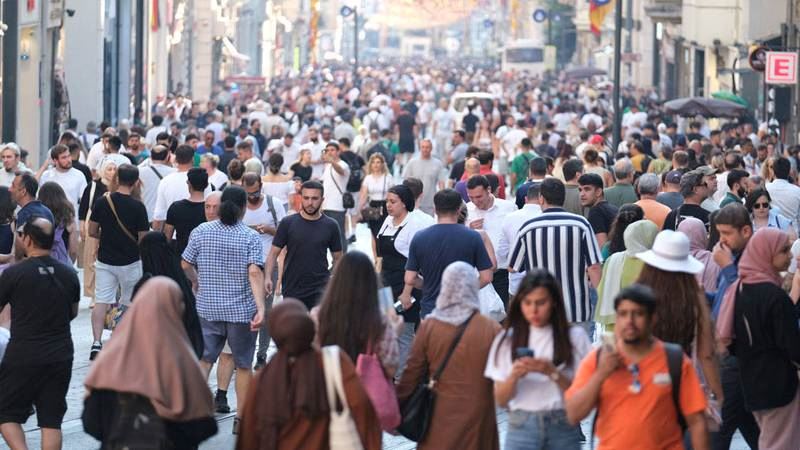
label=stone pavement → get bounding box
[0,224,749,449]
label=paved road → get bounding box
[0,223,749,449]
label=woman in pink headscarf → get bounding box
[716,228,800,450]
[678,217,721,293]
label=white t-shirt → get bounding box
[138,161,177,222]
[501,129,528,160]
[363,173,392,202]
[322,160,350,212]
[484,325,591,412]
[432,108,455,136]
[153,170,212,221]
[39,168,87,222]
[208,170,229,191]
[144,126,167,148]
[243,197,287,254]
[87,142,127,171]
[300,140,326,179]
[262,180,295,205]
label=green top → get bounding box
[510,152,535,189]
[604,183,638,208]
[649,158,672,175]
[719,192,741,208]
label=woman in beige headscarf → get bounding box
[82,277,217,450]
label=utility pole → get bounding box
[353,7,358,85]
[788,0,798,144]
[611,0,623,155]
[2,0,18,143]
[625,0,633,80]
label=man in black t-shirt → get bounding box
[663,170,712,231]
[0,217,80,449]
[164,168,207,256]
[579,173,619,248]
[265,181,342,309]
[462,104,480,143]
[87,164,149,360]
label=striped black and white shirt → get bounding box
[509,208,603,323]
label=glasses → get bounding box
[752,202,770,210]
[628,363,642,394]
[246,191,261,199]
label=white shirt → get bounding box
[300,140,326,179]
[552,112,575,133]
[138,161,177,222]
[501,128,527,160]
[713,171,730,204]
[766,179,800,232]
[0,164,30,187]
[262,180,294,205]
[144,126,167,148]
[377,211,434,258]
[205,122,225,144]
[498,203,542,294]
[466,197,517,269]
[321,160,350,212]
[39,168,87,222]
[363,173,392,202]
[485,325,591,412]
[153,170,212,221]
[580,113,602,129]
[87,142,127,171]
[432,108,455,136]
[243,196,287,254]
[208,170,229,191]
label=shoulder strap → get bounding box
[329,164,344,195]
[322,346,351,414]
[149,165,164,180]
[663,342,686,430]
[590,350,602,449]
[104,194,138,243]
[266,195,278,226]
[431,311,477,385]
[86,181,99,221]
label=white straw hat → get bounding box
[636,230,704,274]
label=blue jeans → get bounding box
[505,409,581,450]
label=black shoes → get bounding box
[89,342,102,361]
[215,390,231,414]
[254,355,266,371]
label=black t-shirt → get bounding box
[449,160,466,183]
[272,214,342,300]
[0,256,80,365]
[340,151,365,192]
[290,163,312,183]
[218,150,237,176]
[663,203,711,231]
[463,113,479,133]
[72,160,93,185]
[166,199,206,256]
[397,113,416,141]
[90,192,149,265]
[587,201,619,235]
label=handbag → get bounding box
[397,312,476,442]
[360,176,387,222]
[329,165,356,209]
[106,392,170,450]
[321,346,364,450]
[355,345,401,431]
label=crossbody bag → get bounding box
[329,165,355,209]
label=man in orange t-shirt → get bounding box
[565,284,709,450]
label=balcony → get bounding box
[645,0,682,24]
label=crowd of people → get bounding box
[0,63,798,450]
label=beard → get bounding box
[303,204,321,216]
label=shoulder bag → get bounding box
[104,193,138,243]
[329,165,355,209]
[360,175,386,222]
[397,312,476,442]
[321,346,365,450]
[355,342,401,431]
[106,392,170,450]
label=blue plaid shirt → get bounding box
[183,220,264,323]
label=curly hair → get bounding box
[607,204,644,255]
[636,264,706,354]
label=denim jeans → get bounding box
[394,322,416,381]
[505,409,581,450]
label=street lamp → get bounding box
[340,5,358,85]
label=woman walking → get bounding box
[262,153,295,210]
[358,153,392,253]
[38,182,78,265]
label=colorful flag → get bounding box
[151,0,160,32]
[590,0,614,36]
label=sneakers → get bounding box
[89,342,102,361]
[215,390,231,414]
[254,355,266,371]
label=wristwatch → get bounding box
[549,370,561,382]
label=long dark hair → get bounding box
[132,231,204,358]
[317,251,384,362]
[38,182,75,226]
[497,270,574,367]
[636,264,706,354]
[0,186,16,225]
[219,185,246,225]
[607,204,644,255]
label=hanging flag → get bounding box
[589,0,614,36]
[309,0,319,65]
[151,0,160,31]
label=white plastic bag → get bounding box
[479,284,506,322]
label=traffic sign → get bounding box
[532,9,547,23]
[765,51,798,85]
[749,46,767,72]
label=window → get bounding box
[505,48,544,63]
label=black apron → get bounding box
[377,224,420,323]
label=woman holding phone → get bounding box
[485,270,591,450]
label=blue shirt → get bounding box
[195,144,223,156]
[406,224,492,317]
[16,201,55,228]
[183,220,264,323]
[711,252,741,319]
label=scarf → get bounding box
[677,217,721,293]
[429,261,481,325]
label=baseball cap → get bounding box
[665,170,683,184]
[693,165,717,176]
[589,135,604,145]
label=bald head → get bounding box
[22,216,55,251]
[465,158,480,176]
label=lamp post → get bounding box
[340,5,358,85]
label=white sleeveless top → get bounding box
[363,174,391,202]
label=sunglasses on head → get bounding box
[752,202,769,210]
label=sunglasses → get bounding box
[628,363,642,394]
[247,191,261,199]
[752,202,770,210]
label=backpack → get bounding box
[590,342,685,448]
[50,224,71,266]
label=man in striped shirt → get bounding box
[509,178,603,331]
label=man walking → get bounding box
[266,181,342,310]
[766,157,800,232]
[320,141,351,251]
[403,189,494,317]
[603,159,637,208]
[164,168,208,256]
[497,184,542,298]
[138,144,176,224]
[0,217,80,450]
[181,186,265,432]
[38,144,87,221]
[579,173,619,247]
[153,145,209,231]
[663,170,712,230]
[403,139,445,216]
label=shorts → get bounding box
[200,318,257,369]
[95,260,143,305]
[0,361,72,428]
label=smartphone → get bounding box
[394,297,416,314]
[601,332,616,353]
[514,347,535,360]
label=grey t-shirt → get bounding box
[656,191,684,210]
[403,157,445,214]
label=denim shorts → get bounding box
[505,409,581,450]
[199,318,257,369]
